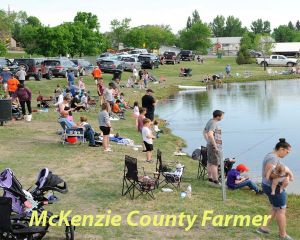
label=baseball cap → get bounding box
[236,164,249,172]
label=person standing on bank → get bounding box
[142,89,156,121]
[15,66,27,85]
[203,110,224,185]
[13,84,32,117]
[257,138,294,240]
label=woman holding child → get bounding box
[258,138,294,240]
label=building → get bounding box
[272,42,300,57]
[209,37,242,56]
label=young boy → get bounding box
[266,163,293,195]
[227,164,263,194]
[153,120,163,138]
[142,118,155,162]
[137,107,147,152]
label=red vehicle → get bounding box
[163,51,180,64]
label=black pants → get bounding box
[19,80,25,85]
[20,101,32,115]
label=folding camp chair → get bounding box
[197,146,208,180]
[121,155,157,200]
[155,149,184,190]
[58,119,85,145]
[0,197,47,240]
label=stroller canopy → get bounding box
[35,168,68,193]
[0,168,24,197]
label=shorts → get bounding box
[262,183,287,209]
[100,126,110,136]
[143,141,153,152]
[207,144,222,166]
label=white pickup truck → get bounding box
[256,55,298,67]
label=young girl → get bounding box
[78,77,85,97]
[153,120,163,138]
[142,118,155,162]
[96,79,105,105]
[98,102,112,152]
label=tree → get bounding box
[273,25,295,42]
[178,22,211,53]
[11,11,28,42]
[211,15,225,37]
[0,40,7,56]
[186,16,192,29]
[26,16,41,27]
[224,16,246,37]
[123,27,146,48]
[19,24,39,54]
[251,19,271,34]
[74,12,99,30]
[296,20,300,31]
[236,47,251,65]
[288,21,294,30]
[236,32,260,65]
[110,18,131,48]
[257,35,274,70]
[191,10,201,24]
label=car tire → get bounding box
[287,62,294,67]
[35,71,42,81]
[46,71,53,80]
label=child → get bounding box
[142,70,149,89]
[137,107,146,133]
[266,163,294,195]
[142,118,155,162]
[78,77,85,96]
[153,120,163,138]
[79,116,99,147]
[81,92,89,110]
[96,79,105,105]
[112,99,125,119]
[133,101,139,117]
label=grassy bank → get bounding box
[0,57,299,240]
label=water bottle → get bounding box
[187,185,192,198]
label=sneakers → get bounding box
[256,190,264,195]
[89,144,99,147]
[104,148,112,152]
[279,235,294,240]
[256,227,270,234]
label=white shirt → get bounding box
[142,126,153,144]
[133,106,139,116]
[133,68,138,77]
[104,88,113,102]
[154,125,160,132]
[16,70,26,80]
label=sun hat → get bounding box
[3,67,10,71]
[176,163,184,169]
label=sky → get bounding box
[2,0,300,33]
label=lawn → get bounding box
[0,57,299,240]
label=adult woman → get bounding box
[59,94,74,120]
[13,84,32,117]
[98,102,112,152]
[258,138,293,240]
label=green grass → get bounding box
[0,57,299,240]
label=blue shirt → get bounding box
[67,72,75,83]
[227,169,241,189]
[0,71,12,83]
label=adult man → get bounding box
[15,67,27,85]
[142,89,156,121]
[227,164,263,194]
[203,110,224,185]
[67,70,75,86]
[0,67,12,92]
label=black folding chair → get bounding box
[121,155,156,200]
[197,146,208,180]
[155,149,184,190]
[0,197,47,240]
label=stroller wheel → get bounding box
[65,225,75,240]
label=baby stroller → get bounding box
[0,168,75,240]
[179,68,192,77]
[12,104,23,120]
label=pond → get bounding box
[156,79,300,194]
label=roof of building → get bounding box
[273,42,300,52]
[210,37,242,44]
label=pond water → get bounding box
[156,79,300,194]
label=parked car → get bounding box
[138,55,160,69]
[119,56,141,71]
[70,59,94,76]
[129,49,148,57]
[179,50,195,61]
[13,58,53,80]
[256,55,298,67]
[0,58,19,74]
[42,59,79,78]
[96,58,125,73]
[249,50,262,58]
[163,51,180,64]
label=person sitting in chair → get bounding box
[227,164,263,194]
[59,112,99,147]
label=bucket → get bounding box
[67,136,77,144]
[25,114,32,122]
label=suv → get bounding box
[138,55,160,69]
[179,50,195,61]
[13,58,53,80]
[96,58,125,73]
[43,59,79,78]
[163,51,180,64]
[0,58,19,74]
[70,59,94,76]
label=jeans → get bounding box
[85,128,95,145]
[235,179,259,192]
[20,101,32,115]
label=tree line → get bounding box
[0,9,300,57]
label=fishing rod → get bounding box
[233,133,279,159]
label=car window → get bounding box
[272,56,277,59]
[138,56,150,61]
[0,59,8,66]
[279,56,285,59]
[44,61,60,66]
[122,57,134,62]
